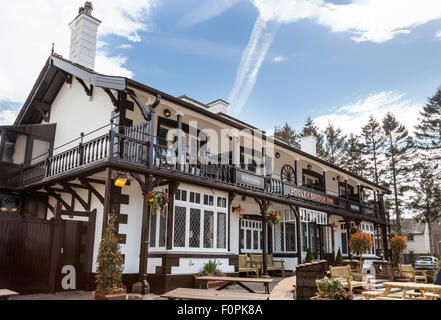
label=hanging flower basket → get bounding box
[265,211,281,225]
[147,190,169,217]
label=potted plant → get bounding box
[305,248,315,263]
[265,211,281,225]
[312,277,353,300]
[95,215,126,300]
[335,248,344,266]
[389,233,407,268]
[349,229,373,267]
[147,190,169,217]
[197,259,224,277]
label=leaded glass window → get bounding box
[217,212,226,249]
[174,206,186,247]
[159,212,167,247]
[189,208,201,248]
[204,210,214,248]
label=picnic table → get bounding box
[0,289,19,300]
[195,276,273,294]
[363,282,441,300]
[162,288,269,301]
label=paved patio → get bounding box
[10,277,293,300]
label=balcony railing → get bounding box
[0,122,386,220]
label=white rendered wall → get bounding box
[172,258,235,275]
[49,79,114,154]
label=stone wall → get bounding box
[296,260,328,300]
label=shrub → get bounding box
[198,259,222,276]
[349,230,374,263]
[305,248,315,263]
[335,248,344,265]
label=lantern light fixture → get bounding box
[275,152,281,159]
[163,109,171,118]
[114,172,129,188]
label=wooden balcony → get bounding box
[0,124,387,221]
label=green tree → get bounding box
[342,134,367,177]
[96,215,125,293]
[415,88,441,162]
[409,160,441,255]
[274,123,300,148]
[322,122,347,166]
[382,112,414,235]
[300,117,325,158]
[361,115,385,185]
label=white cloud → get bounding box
[314,91,423,135]
[0,101,21,126]
[436,30,441,39]
[95,54,134,78]
[273,56,286,63]
[177,0,242,28]
[252,0,441,43]
[0,0,158,104]
[117,44,134,49]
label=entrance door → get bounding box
[319,224,335,266]
[56,220,90,291]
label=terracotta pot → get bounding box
[94,290,127,300]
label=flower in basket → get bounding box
[147,190,169,217]
[349,230,373,263]
[265,211,281,225]
[316,277,353,300]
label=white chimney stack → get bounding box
[300,130,318,157]
[68,2,101,70]
[207,99,230,114]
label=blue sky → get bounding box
[2,0,441,134]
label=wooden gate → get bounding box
[0,215,55,293]
[0,206,97,294]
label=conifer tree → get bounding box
[381,113,414,235]
[342,134,367,177]
[361,115,385,185]
[274,123,300,148]
[415,88,441,160]
[322,122,347,166]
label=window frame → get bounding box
[172,190,229,252]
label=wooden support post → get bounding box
[294,160,298,186]
[323,170,327,194]
[345,180,349,210]
[374,191,378,218]
[290,205,302,264]
[48,203,62,293]
[177,113,183,171]
[254,198,272,277]
[228,192,236,252]
[345,217,352,260]
[358,185,362,203]
[101,168,113,237]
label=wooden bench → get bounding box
[162,288,269,301]
[399,264,427,283]
[195,276,273,294]
[239,254,259,278]
[0,289,19,300]
[329,265,370,293]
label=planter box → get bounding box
[94,290,127,300]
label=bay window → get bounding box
[172,189,228,251]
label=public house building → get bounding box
[0,3,392,294]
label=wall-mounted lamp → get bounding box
[307,164,313,171]
[163,109,171,118]
[114,172,129,188]
[336,176,341,182]
[275,152,281,159]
